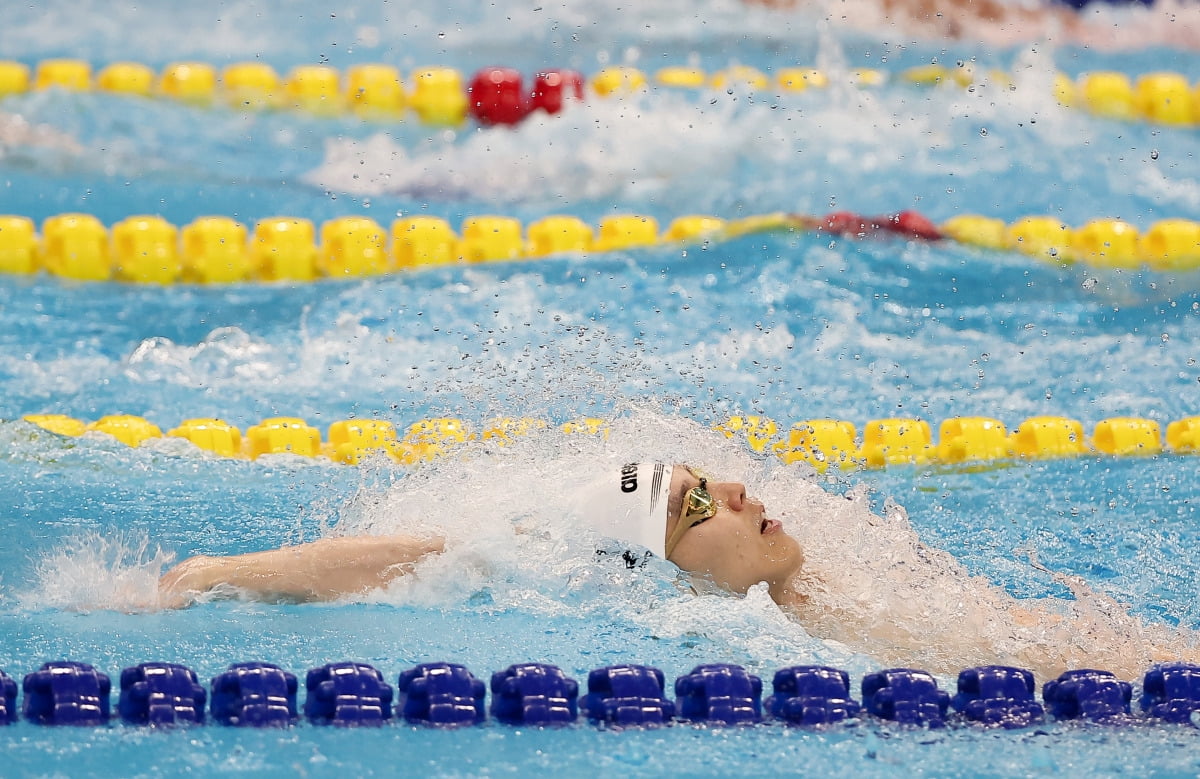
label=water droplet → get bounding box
[1082,277,1098,291]
[1150,149,1159,160]
[979,127,988,136]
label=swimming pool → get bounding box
[1,0,1200,775]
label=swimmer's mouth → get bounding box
[760,518,782,535]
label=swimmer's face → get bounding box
[664,466,803,601]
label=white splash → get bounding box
[303,92,751,206]
[760,469,1198,680]
[19,531,175,613]
[334,410,1200,677]
[20,409,1197,678]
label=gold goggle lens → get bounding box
[664,467,720,559]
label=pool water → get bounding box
[1,0,1199,776]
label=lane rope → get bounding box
[1,209,1197,285]
[18,411,1200,470]
[2,58,1197,128]
[3,659,1197,728]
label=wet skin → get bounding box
[159,464,805,608]
[663,467,805,603]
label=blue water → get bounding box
[2,0,1200,776]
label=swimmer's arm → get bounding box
[158,535,445,609]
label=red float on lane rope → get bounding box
[815,210,942,240]
[468,67,530,126]
[530,69,584,115]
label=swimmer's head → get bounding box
[571,462,804,601]
[571,462,674,558]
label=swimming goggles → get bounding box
[663,467,718,558]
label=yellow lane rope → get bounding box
[0,210,1197,285]
[18,411,1200,471]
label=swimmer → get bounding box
[158,461,1198,681]
[751,0,1200,50]
[159,463,803,610]
[0,111,83,155]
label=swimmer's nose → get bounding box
[710,481,747,511]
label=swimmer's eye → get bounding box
[664,468,719,558]
[681,477,717,527]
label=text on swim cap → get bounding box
[620,463,638,493]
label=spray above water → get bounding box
[303,93,752,207]
[17,409,1198,680]
[18,530,175,613]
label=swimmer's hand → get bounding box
[158,555,219,609]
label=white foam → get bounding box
[333,410,1200,676]
[303,92,761,207]
[18,531,175,613]
[21,409,1196,677]
[759,469,1197,680]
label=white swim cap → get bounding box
[570,462,674,557]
